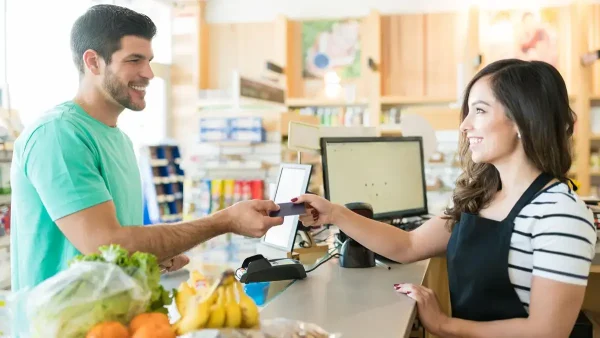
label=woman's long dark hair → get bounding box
[443,59,576,230]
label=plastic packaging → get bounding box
[0,291,10,337]
[179,318,341,338]
[25,261,150,338]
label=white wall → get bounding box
[5,0,91,126]
[205,0,592,23]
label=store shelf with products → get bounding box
[184,72,299,220]
[0,234,10,291]
[285,97,369,107]
[140,144,185,224]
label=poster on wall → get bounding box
[479,9,559,67]
[302,19,361,79]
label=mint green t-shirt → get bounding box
[10,101,143,292]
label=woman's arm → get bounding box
[440,277,586,338]
[334,206,451,263]
[294,194,452,263]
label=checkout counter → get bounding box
[162,234,435,338]
[161,136,444,338]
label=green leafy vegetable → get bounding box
[29,245,173,337]
[70,245,173,312]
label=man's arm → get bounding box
[20,119,283,262]
[55,199,283,262]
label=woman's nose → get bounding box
[459,114,472,133]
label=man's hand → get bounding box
[221,200,284,237]
[160,254,190,274]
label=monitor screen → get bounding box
[262,163,312,251]
[321,137,427,220]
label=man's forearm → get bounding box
[111,210,230,262]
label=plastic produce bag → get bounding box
[26,261,150,338]
[0,291,10,337]
[179,318,342,338]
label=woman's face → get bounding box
[459,76,521,164]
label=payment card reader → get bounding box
[236,254,307,283]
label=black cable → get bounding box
[311,227,327,238]
[305,253,341,273]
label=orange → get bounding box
[129,312,171,334]
[86,321,129,338]
[131,324,176,338]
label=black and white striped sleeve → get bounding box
[530,201,597,285]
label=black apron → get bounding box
[446,172,553,321]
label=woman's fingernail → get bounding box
[291,198,298,202]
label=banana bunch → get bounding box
[173,269,261,335]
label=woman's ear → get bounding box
[513,124,521,139]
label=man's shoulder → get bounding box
[15,102,87,148]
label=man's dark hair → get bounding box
[70,4,156,74]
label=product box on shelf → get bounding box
[183,178,266,220]
[200,117,265,143]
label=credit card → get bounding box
[269,202,307,217]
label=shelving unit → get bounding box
[140,144,185,224]
[192,2,600,195]
[0,235,10,290]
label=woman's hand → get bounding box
[291,194,339,226]
[395,283,450,336]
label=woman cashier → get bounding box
[293,59,598,337]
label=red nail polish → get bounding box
[291,198,298,202]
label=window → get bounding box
[5,0,172,154]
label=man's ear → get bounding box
[82,49,102,75]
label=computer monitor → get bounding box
[261,163,312,251]
[321,136,428,220]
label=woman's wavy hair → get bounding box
[443,59,576,230]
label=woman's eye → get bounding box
[476,108,485,114]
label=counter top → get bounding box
[161,253,430,338]
[259,258,430,338]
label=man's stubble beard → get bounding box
[103,67,144,111]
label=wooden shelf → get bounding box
[285,98,369,107]
[379,124,403,135]
[380,96,457,105]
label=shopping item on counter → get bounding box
[178,318,341,338]
[0,291,10,337]
[20,245,171,338]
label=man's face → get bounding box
[101,36,154,111]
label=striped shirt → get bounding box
[509,181,598,312]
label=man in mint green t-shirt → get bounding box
[10,5,283,294]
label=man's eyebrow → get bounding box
[125,53,154,61]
